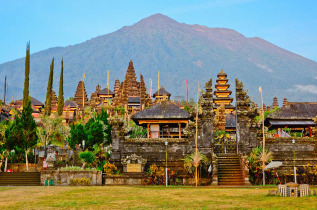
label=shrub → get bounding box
[144,164,166,185]
[184,151,208,176]
[69,178,91,186]
[103,162,117,175]
[60,166,99,171]
[248,146,274,185]
[79,151,95,168]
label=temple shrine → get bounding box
[51,90,58,108]
[152,86,171,103]
[112,60,151,113]
[74,80,89,109]
[213,69,235,113]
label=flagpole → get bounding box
[149,79,152,97]
[107,70,109,96]
[186,79,188,105]
[158,71,160,97]
[259,86,265,186]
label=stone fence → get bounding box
[7,163,41,172]
[41,170,102,186]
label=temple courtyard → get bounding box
[0,186,316,209]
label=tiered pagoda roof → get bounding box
[213,69,234,112]
[51,90,58,107]
[74,80,89,109]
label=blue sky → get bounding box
[0,0,316,64]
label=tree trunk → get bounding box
[25,150,29,172]
[4,156,8,172]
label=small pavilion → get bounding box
[131,101,191,138]
[97,87,115,105]
[152,86,171,103]
[265,102,317,137]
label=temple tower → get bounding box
[90,84,101,108]
[74,80,89,109]
[114,79,120,96]
[273,97,279,108]
[213,69,234,113]
[236,78,259,153]
[283,98,288,107]
[51,90,58,107]
[197,77,214,155]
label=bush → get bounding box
[79,151,95,168]
[69,178,91,186]
[59,166,99,171]
[144,164,166,185]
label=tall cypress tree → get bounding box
[57,58,64,116]
[22,42,30,107]
[45,58,54,116]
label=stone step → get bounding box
[218,167,241,170]
[0,172,41,186]
[218,182,245,186]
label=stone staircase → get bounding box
[0,172,41,186]
[217,154,245,186]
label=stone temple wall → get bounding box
[265,137,317,174]
[111,138,194,172]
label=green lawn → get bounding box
[0,186,316,209]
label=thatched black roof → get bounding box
[18,97,44,106]
[131,102,191,121]
[128,97,140,103]
[225,113,236,128]
[153,87,171,97]
[265,102,317,128]
[266,102,317,120]
[65,100,78,108]
[98,88,114,96]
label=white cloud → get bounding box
[255,63,274,73]
[293,84,317,95]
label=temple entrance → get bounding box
[213,135,237,154]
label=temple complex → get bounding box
[74,80,89,109]
[213,70,235,113]
[112,60,151,113]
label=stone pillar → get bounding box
[236,78,259,154]
[109,116,126,165]
[211,153,218,185]
[197,78,214,156]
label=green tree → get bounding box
[45,58,54,116]
[20,98,38,171]
[57,58,64,116]
[37,113,70,156]
[96,109,112,144]
[5,98,38,171]
[22,42,30,107]
[68,123,86,149]
[79,151,95,168]
[85,118,104,149]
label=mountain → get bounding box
[0,13,317,105]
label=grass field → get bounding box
[0,186,316,209]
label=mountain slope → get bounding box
[0,13,316,104]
